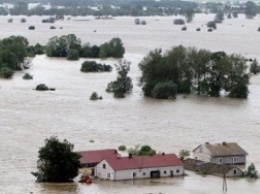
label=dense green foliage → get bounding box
[128,145,156,156]
[244,163,258,179]
[207,21,217,29]
[27,43,45,55]
[214,11,224,23]
[32,136,81,182]
[118,145,127,151]
[0,67,14,78]
[81,61,112,72]
[179,149,190,159]
[106,60,133,98]
[173,18,185,25]
[23,73,33,80]
[90,92,102,100]
[139,46,249,99]
[42,17,55,23]
[20,18,26,23]
[250,59,260,74]
[67,49,79,60]
[46,34,125,60]
[245,1,258,19]
[28,25,35,30]
[35,84,49,91]
[182,8,195,23]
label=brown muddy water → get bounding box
[0,14,260,194]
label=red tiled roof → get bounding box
[77,149,118,164]
[103,154,183,171]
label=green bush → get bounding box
[135,18,140,25]
[207,21,216,29]
[173,18,185,25]
[196,28,201,31]
[7,18,13,23]
[0,67,14,79]
[81,61,112,72]
[21,18,26,23]
[35,84,49,91]
[258,27,260,32]
[50,26,56,29]
[141,20,147,25]
[23,73,33,80]
[244,163,258,179]
[181,26,187,31]
[208,28,213,32]
[29,26,35,30]
[151,81,177,99]
[90,92,99,100]
[42,17,55,23]
[118,145,127,151]
[67,49,79,60]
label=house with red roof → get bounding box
[77,149,118,167]
[95,153,184,181]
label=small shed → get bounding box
[184,158,243,177]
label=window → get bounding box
[133,172,136,178]
[143,172,146,176]
[107,173,110,178]
[164,171,167,174]
[176,169,180,173]
[219,158,223,163]
[234,169,237,175]
[103,164,106,169]
[233,157,239,164]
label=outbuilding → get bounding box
[193,142,248,165]
[95,153,184,181]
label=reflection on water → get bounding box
[0,14,260,194]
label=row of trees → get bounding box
[46,34,125,60]
[139,46,249,99]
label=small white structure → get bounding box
[193,142,248,165]
[95,153,184,181]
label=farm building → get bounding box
[193,142,248,165]
[77,149,118,167]
[95,153,184,181]
[184,158,244,177]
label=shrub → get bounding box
[118,145,127,151]
[141,20,147,25]
[181,26,187,31]
[250,59,260,74]
[258,27,260,32]
[173,18,185,25]
[208,28,213,32]
[0,67,14,79]
[135,18,140,25]
[35,84,49,91]
[23,73,33,80]
[50,26,56,29]
[90,92,98,100]
[232,11,238,18]
[42,17,55,23]
[151,81,177,99]
[244,163,258,179]
[7,18,13,23]
[227,13,232,19]
[196,28,201,31]
[81,61,112,72]
[179,149,190,158]
[28,26,35,30]
[207,21,216,29]
[21,18,26,23]
[67,49,79,60]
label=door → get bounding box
[170,170,174,177]
[150,170,161,178]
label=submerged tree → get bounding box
[183,8,195,23]
[106,59,133,98]
[245,1,258,19]
[32,136,81,182]
[244,163,258,179]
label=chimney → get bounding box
[222,142,227,146]
[128,153,133,158]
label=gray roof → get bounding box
[204,142,248,156]
[183,158,243,175]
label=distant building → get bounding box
[95,153,184,181]
[193,142,248,165]
[184,158,244,177]
[77,149,118,167]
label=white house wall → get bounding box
[225,168,244,177]
[95,160,184,181]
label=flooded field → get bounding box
[0,14,260,194]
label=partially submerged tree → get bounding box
[245,1,258,19]
[244,163,258,179]
[183,8,195,23]
[32,136,81,182]
[106,59,133,98]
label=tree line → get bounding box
[139,46,249,99]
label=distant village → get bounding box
[76,142,256,183]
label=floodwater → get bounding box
[0,14,260,194]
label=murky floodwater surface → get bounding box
[0,14,260,194]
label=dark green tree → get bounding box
[245,1,258,19]
[67,49,79,60]
[32,136,81,182]
[106,59,133,98]
[250,59,260,74]
[183,8,195,23]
